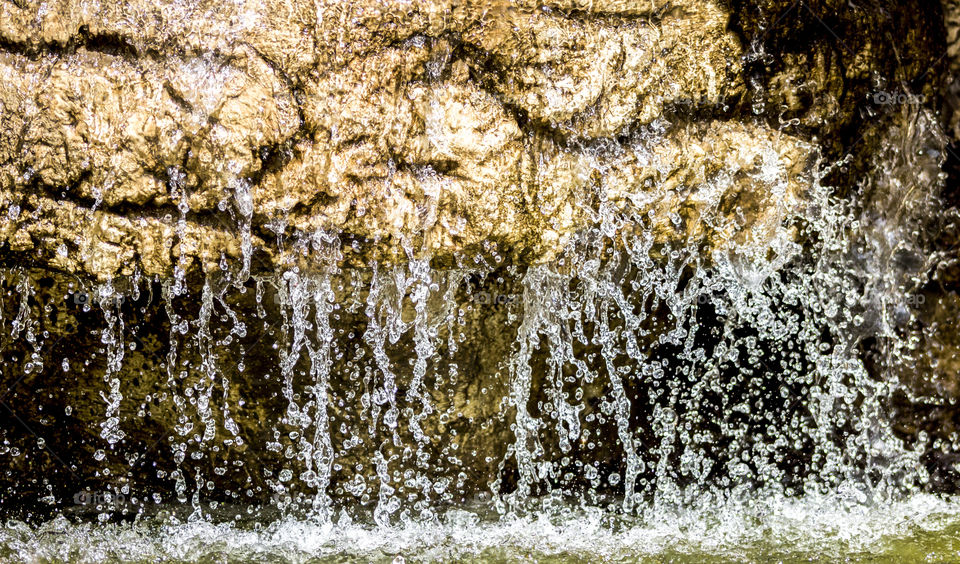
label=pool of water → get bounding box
[4,494,960,563]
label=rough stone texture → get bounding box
[0,0,750,279]
[0,0,947,277]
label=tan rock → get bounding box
[0,0,772,280]
[464,1,742,137]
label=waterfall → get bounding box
[0,106,946,530]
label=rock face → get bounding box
[0,0,943,276]
[0,0,956,516]
[0,0,772,278]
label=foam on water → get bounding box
[3,495,960,562]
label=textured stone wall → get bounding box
[0,0,817,279]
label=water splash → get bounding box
[0,106,951,560]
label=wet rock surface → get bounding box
[0,0,749,276]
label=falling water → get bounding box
[0,104,958,561]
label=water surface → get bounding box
[5,494,960,563]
